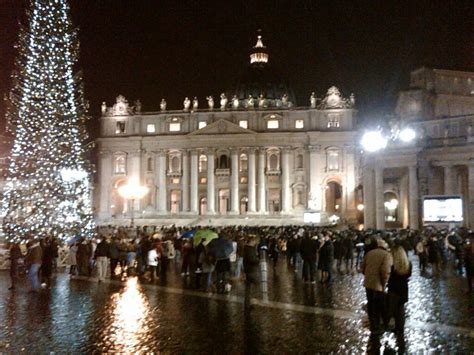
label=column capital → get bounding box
[99,150,112,156]
[205,147,216,155]
[257,147,267,155]
[247,147,258,154]
[229,147,240,154]
[280,146,293,153]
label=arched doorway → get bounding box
[240,196,248,213]
[200,197,207,215]
[325,180,342,213]
[170,190,181,214]
[112,179,127,216]
[384,191,398,222]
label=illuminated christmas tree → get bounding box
[2,0,95,242]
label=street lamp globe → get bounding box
[361,131,388,152]
[117,177,149,227]
[399,127,416,142]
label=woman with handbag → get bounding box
[387,245,412,336]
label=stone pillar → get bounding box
[375,166,385,229]
[181,149,190,212]
[190,149,199,214]
[308,145,322,210]
[468,165,474,229]
[157,150,168,213]
[130,150,143,211]
[344,146,356,222]
[206,149,216,214]
[408,165,419,230]
[230,148,240,214]
[363,165,375,229]
[247,148,257,213]
[281,147,291,213]
[257,148,267,213]
[98,150,112,219]
[444,164,455,195]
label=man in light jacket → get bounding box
[360,238,393,336]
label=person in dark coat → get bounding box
[268,237,280,269]
[464,234,474,293]
[318,235,334,283]
[387,245,412,335]
[300,232,318,283]
[343,235,355,271]
[41,237,55,288]
[333,237,344,272]
[8,242,23,290]
[109,238,120,278]
[77,239,92,276]
[243,236,260,309]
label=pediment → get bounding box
[189,119,256,135]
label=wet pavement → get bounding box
[0,256,473,353]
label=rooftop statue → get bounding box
[101,101,107,115]
[310,92,317,108]
[220,93,228,111]
[160,98,167,111]
[183,97,191,111]
[207,96,214,110]
[232,95,239,109]
[258,94,266,108]
[275,98,282,108]
[350,93,355,106]
[246,95,254,109]
[134,99,142,113]
[192,97,199,110]
[282,93,289,106]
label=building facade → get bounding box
[363,67,474,229]
[96,36,359,226]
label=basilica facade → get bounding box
[96,36,359,227]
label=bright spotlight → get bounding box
[399,127,416,142]
[361,131,387,152]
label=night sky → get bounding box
[1,0,473,136]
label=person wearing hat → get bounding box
[360,238,393,337]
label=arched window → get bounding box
[114,155,126,174]
[240,154,248,172]
[296,154,303,169]
[219,154,229,169]
[326,148,340,172]
[199,155,207,172]
[269,154,279,170]
[171,156,180,172]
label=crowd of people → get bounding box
[5,224,474,338]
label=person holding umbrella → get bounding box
[207,231,234,294]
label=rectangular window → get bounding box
[327,114,340,128]
[169,122,181,132]
[200,177,207,184]
[171,178,180,184]
[295,119,304,129]
[240,176,248,183]
[267,120,279,129]
[239,120,248,129]
[146,124,156,133]
[115,121,125,134]
[327,150,339,171]
[198,121,207,129]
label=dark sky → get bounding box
[1,0,473,136]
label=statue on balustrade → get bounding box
[282,93,289,107]
[232,95,239,109]
[160,98,167,111]
[220,93,228,111]
[310,92,316,108]
[207,96,214,110]
[183,97,191,111]
[101,102,107,115]
[246,95,255,108]
[192,97,199,110]
[258,94,266,108]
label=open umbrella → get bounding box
[193,229,218,246]
[207,237,234,259]
[181,230,196,238]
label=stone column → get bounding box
[190,149,199,214]
[344,146,356,222]
[467,165,474,229]
[130,150,143,211]
[444,164,455,195]
[363,165,375,229]
[247,148,257,213]
[408,165,419,230]
[181,149,190,212]
[375,166,385,229]
[281,147,291,213]
[257,148,267,213]
[157,150,168,213]
[98,150,112,219]
[308,145,322,210]
[206,148,216,214]
[230,148,240,214]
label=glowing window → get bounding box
[114,156,126,174]
[267,120,279,129]
[171,178,180,184]
[327,150,339,171]
[239,120,248,129]
[327,114,340,128]
[115,121,125,134]
[198,121,207,129]
[199,155,207,172]
[295,120,304,129]
[169,122,181,132]
[200,177,207,184]
[147,124,156,133]
[240,177,248,183]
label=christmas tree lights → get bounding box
[2,0,95,242]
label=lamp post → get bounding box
[117,177,149,227]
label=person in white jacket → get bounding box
[147,248,158,281]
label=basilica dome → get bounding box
[232,34,296,107]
